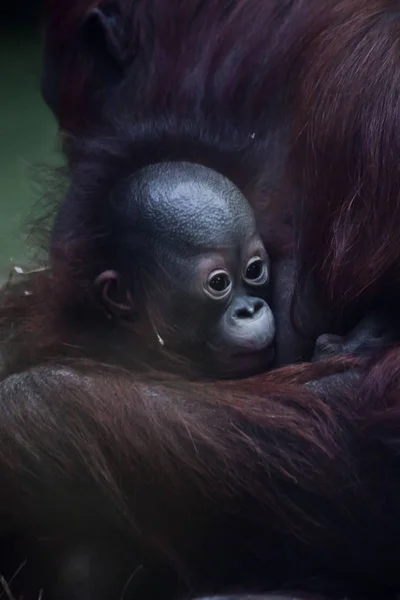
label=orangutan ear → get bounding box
[94,270,134,318]
[86,4,128,69]
[41,2,131,125]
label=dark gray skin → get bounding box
[307,312,394,396]
[96,162,276,377]
[313,313,391,362]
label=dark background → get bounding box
[2,0,43,25]
[0,0,57,280]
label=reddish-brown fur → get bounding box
[288,0,400,326]
[42,0,298,136]
[0,355,400,600]
[3,0,400,598]
[1,0,305,372]
[42,0,400,326]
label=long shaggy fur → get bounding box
[288,0,400,325]
[43,0,300,135]
[4,0,400,598]
[1,0,307,371]
[42,0,400,327]
[0,356,399,599]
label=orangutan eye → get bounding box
[204,270,232,299]
[243,257,268,285]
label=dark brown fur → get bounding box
[3,0,400,598]
[286,0,400,328]
[41,0,400,330]
[0,354,399,600]
[0,0,307,374]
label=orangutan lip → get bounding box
[231,345,274,360]
[223,346,275,378]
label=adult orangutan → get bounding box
[0,0,399,599]
[39,0,400,329]
[0,0,332,377]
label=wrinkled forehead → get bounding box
[111,162,257,248]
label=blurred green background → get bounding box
[0,5,58,281]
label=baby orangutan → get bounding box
[90,161,276,377]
